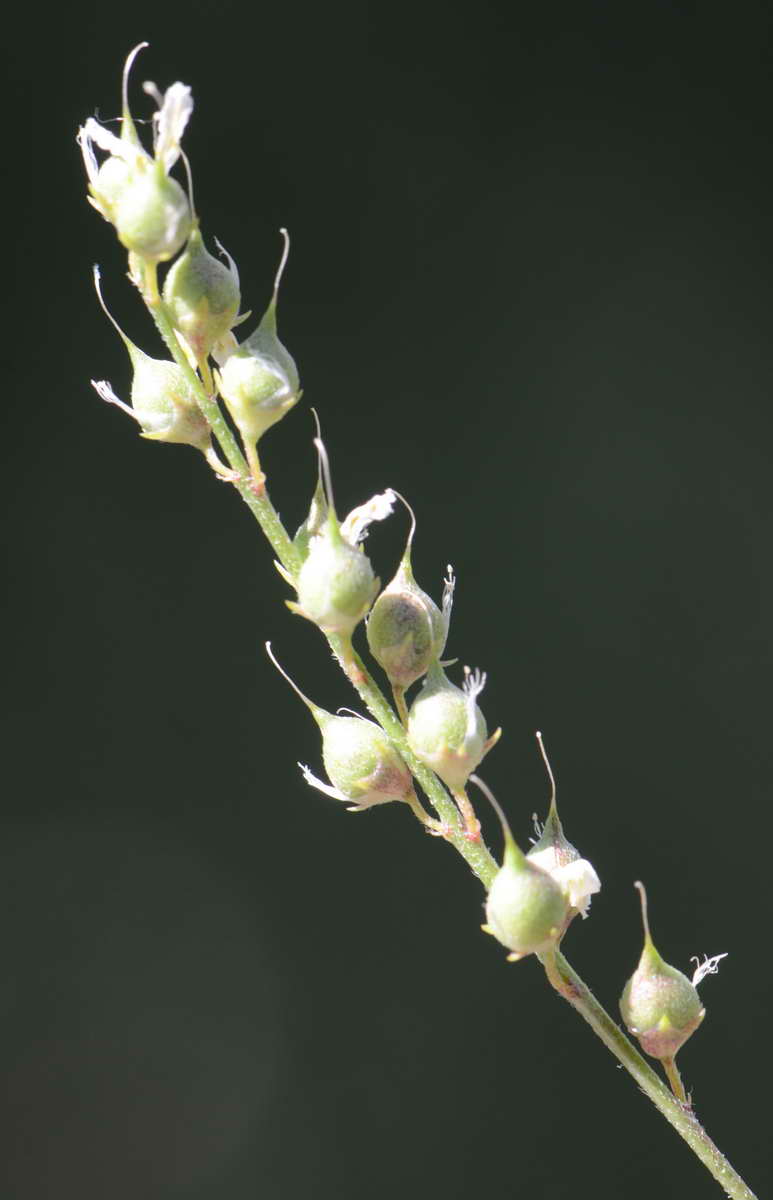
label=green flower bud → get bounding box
[525,732,600,921]
[78,44,193,263]
[162,223,241,360]
[91,267,209,452]
[476,776,570,962]
[406,661,499,791]
[366,496,454,690]
[619,883,705,1060]
[216,231,299,486]
[288,439,394,638]
[266,644,413,810]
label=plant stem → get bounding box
[539,947,758,1200]
[140,262,301,579]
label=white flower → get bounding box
[77,46,193,260]
[527,847,601,918]
[340,489,397,546]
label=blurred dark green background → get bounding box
[4,2,771,1197]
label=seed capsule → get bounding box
[406,662,498,791]
[476,776,569,962]
[162,224,241,360]
[216,230,299,486]
[366,496,454,690]
[266,644,413,810]
[288,439,392,639]
[619,883,705,1060]
[91,267,210,453]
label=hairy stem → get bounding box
[539,947,758,1200]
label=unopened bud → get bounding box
[476,776,569,962]
[407,661,499,791]
[266,644,413,810]
[162,224,241,360]
[366,496,454,689]
[619,882,705,1060]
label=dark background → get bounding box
[4,2,771,1197]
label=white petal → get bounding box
[82,117,144,167]
[462,666,486,742]
[153,82,193,172]
[552,858,601,917]
[341,488,396,545]
[77,125,100,185]
[441,564,456,645]
[298,763,346,802]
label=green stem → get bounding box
[539,947,758,1200]
[328,635,498,886]
[140,262,301,579]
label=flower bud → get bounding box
[619,883,705,1060]
[288,439,394,638]
[266,644,413,810]
[526,732,600,921]
[91,267,209,452]
[78,46,193,263]
[406,661,499,791]
[366,496,454,690]
[216,231,299,485]
[476,776,570,962]
[162,224,241,361]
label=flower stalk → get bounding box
[78,45,758,1200]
